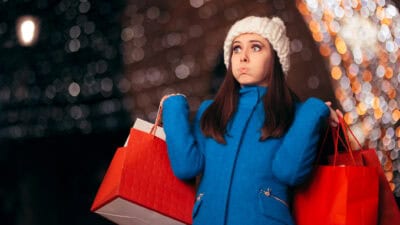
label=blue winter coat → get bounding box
[162,86,330,225]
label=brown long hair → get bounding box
[200,51,298,144]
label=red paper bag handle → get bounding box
[332,117,354,165]
[315,116,359,166]
[149,104,163,136]
[338,116,363,150]
[151,94,187,136]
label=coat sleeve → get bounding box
[271,97,330,186]
[162,95,210,180]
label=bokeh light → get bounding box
[16,16,40,46]
[0,0,130,139]
[297,0,400,196]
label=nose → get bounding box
[240,49,249,62]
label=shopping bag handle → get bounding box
[332,117,356,165]
[315,123,331,164]
[338,116,363,150]
[150,93,187,136]
[149,104,163,136]
[315,116,359,166]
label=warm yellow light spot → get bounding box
[323,11,334,23]
[312,32,323,42]
[385,67,393,79]
[356,102,367,115]
[351,81,361,94]
[396,127,400,137]
[374,108,383,119]
[379,53,389,64]
[309,20,320,33]
[389,182,395,191]
[362,71,372,82]
[344,112,353,124]
[385,171,393,181]
[319,44,331,56]
[392,109,400,122]
[335,37,347,54]
[327,23,336,35]
[331,66,342,80]
[353,1,361,10]
[297,2,309,16]
[372,97,380,109]
[384,161,393,171]
[382,18,392,26]
[335,88,346,101]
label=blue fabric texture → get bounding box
[162,85,330,225]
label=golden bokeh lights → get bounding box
[297,0,400,196]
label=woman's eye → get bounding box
[252,45,261,51]
[232,46,241,53]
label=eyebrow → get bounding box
[232,40,265,45]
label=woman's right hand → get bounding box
[159,93,187,126]
[325,101,343,127]
[160,93,186,107]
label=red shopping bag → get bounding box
[360,151,400,225]
[328,124,400,225]
[293,118,379,225]
[91,109,196,225]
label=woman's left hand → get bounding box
[325,101,344,127]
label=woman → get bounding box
[161,16,341,225]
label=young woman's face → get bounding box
[231,33,274,87]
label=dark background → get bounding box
[1,0,127,224]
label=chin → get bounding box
[237,78,253,84]
[239,80,256,85]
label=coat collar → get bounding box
[238,85,267,107]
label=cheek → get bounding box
[262,62,271,74]
[260,56,272,73]
[230,55,239,65]
[230,56,240,70]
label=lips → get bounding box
[239,67,248,74]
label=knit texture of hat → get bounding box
[223,16,290,77]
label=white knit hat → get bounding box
[223,16,290,77]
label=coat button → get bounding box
[196,193,204,201]
[263,188,271,197]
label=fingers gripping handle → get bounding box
[150,94,186,136]
[150,104,163,136]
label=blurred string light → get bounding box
[16,16,40,46]
[0,0,130,138]
[297,0,400,195]
[121,1,220,122]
